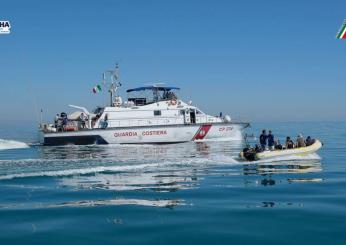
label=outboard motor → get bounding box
[241,147,257,161]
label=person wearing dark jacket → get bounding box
[274,139,283,150]
[259,130,268,150]
[285,136,294,149]
[305,136,315,146]
[267,130,275,150]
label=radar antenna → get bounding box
[144,82,165,87]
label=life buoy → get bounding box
[170,100,177,106]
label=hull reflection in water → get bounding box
[60,170,200,192]
[243,159,323,186]
[43,141,243,209]
[56,142,231,193]
[37,140,244,161]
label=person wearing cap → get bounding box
[296,133,306,148]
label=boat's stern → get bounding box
[38,124,45,145]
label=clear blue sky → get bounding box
[0,0,345,125]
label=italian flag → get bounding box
[92,84,102,93]
[336,20,346,39]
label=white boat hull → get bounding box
[41,122,249,145]
[256,140,322,160]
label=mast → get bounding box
[102,63,122,107]
[110,84,114,106]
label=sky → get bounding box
[0,0,345,126]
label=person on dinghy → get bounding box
[305,136,315,146]
[268,130,275,150]
[254,144,263,153]
[259,130,268,150]
[296,133,306,148]
[285,136,295,149]
[274,139,283,150]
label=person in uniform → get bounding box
[267,130,275,150]
[259,129,268,150]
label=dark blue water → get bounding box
[0,122,345,244]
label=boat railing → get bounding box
[42,114,250,133]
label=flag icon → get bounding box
[92,84,102,93]
[336,19,346,39]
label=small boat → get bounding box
[240,139,322,161]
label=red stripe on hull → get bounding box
[193,125,212,140]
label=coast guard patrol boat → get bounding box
[39,65,249,145]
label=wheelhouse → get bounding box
[126,86,180,106]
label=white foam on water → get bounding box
[0,140,322,181]
[0,139,29,150]
[208,154,241,165]
[0,153,238,165]
[0,163,160,180]
[0,153,242,180]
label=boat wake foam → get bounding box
[0,152,322,181]
[0,154,242,180]
[0,163,161,180]
[0,139,29,150]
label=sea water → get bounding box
[0,122,345,244]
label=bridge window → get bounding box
[154,110,161,116]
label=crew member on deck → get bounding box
[267,130,275,150]
[54,114,60,129]
[102,114,109,129]
[62,117,68,131]
[259,129,268,150]
[80,113,87,129]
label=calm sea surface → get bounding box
[0,122,345,244]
